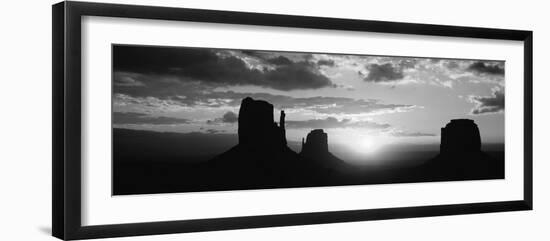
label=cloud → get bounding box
[262,62,334,90]
[282,96,414,115]
[390,130,437,137]
[113,47,419,116]
[114,87,415,116]
[317,59,335,67]
[353,58,504,87]
[285,117,391,129]
[467,61,504,75]
[469,87,505,114]
[362,63,404,82]
[221,111,238,123]
[243,94,415,115]
[113,46,334,91]
[113,112,190,125]
[241,50,313,63]
[205,129,226,134]
[398,59,418,69]
[266,56,293,66]
[113,72,145,86]
[207,111,238,125]
[285,117,435,139]
[445,61,460,69]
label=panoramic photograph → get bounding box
[112,45,505,195]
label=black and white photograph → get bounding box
[0,0,542,240]
[112,45,505,195]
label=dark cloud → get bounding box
[241,50,314,63]
[205,129,226,134]
[264,63,335,90]
[113,46,416,116]
[113,45,334,91]
[114,81,415,115]
[444,61,460,69]
[207,111,238,125]
[241,94,414,115]
[467,61,504,75]
[280,96,413,115]
[363,63,404,82]
[113,112,190,125]
[113,72,145,86]
[221,111,238,123]
[398,59,418,69]
[183,93,413,115]
[317,59,335,67]
[266,56,293,66]
[240,50,264,58]
[285,117,390,129]
[390,131,436,137]
[469,87,505,114]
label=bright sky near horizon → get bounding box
[112,45,505,155]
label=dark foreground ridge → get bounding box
[113,97,504,195]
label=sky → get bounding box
[112,45,505,157]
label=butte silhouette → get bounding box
[208,97,343,188]
[423,119,504,180]
[300,129,345,169]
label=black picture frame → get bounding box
[52,1,533,240]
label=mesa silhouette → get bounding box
[208,97,343,189]
[422,119,503,180]
[113,97,504,195]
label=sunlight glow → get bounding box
[324,129,389,158]
[354,135,382,154]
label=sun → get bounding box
[327,129,386,156]
[354,135,381,154]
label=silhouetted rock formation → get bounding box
[238,97,287,151]
[300,129,344,169]
[424,119,503,180]
[302,129,328,153]
[209,97,318,188]
[440,119,481,154]
[280,110,287,145]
